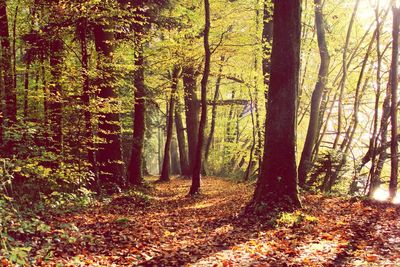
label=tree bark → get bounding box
[369,92,390,195]
[48,38,64,154]
[298,0,330,187]
[175,100,191,176]
[78,18,95,171]
[189,0,211,195]
[182,65,200,173]
[170,134,181,175]
[261,0,273,108]
[41,57,49,139]
[250,0,302,210]
[127,32,146,186]
[204,56,224,169]
[389,5,399,199]
[93,22,124,189]
[333,0,361,149]
[160,66,180,182]
[0,0,16,153]
[244,87,256,181]
[23,63,30,121]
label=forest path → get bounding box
[41,177,400,266]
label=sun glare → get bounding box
[359,0,398,22]
[373,188,389,201]
[372,187,400,204]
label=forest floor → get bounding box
[15,176,400,266]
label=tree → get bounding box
[93,15,124,189]
[127,0,169,185]
[389,3,399,199]
[204,56,225,170]
[77,17,95,171]
[0,0,17,153]
[127,27,146,186]
[298,0,330,187]
[332,0,361,149]
[175,100,191,176]
[261,0,273,107]
[48,37,64,155]
[189,0,211,195]
[160,66,180,182]
[250,0,302,210]
[182,65,200,173]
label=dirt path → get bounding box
[36,177,400,266]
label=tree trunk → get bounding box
[170,134,181,175]
[250,0,302,210]
[204,56,224,168]
[23,63,30,121]
[78,18,95,171]
[12,2,17,93]
[41,58,49,139]
[160,66,180,182]
[298,0,330,187]
[244,87,256,181]
[369,93,390,195]
[127,33,146,186]
[0,0,16,153]
[330,21,378,188]
[175,101,190,176]
[262,0,273,108]
[333,0,360,149]
[389,5,399,199]
[226,89,236,144]
[48,38,64,154]
[182,65,200,173]
[189,0,211,195]
[93,23,124,189]
[254,2,264,174]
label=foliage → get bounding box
[0,157,95,265]
[276,211,319,228]
[1,177,398,266]
[307,150,351,193]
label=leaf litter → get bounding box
[3,177,400,266]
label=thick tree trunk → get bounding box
[189,0,211,195]
[175,101,191,176]
[298,0,330,187]
[250,0,302,210]
[389,5,399,199]
[182,65,200,172]
[0,0,16,153]
[127,34,146,186]
[160,66,180,182]
[93,23,124,189]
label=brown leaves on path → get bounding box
[14,177,400,266]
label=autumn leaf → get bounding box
[365,254,379,262]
